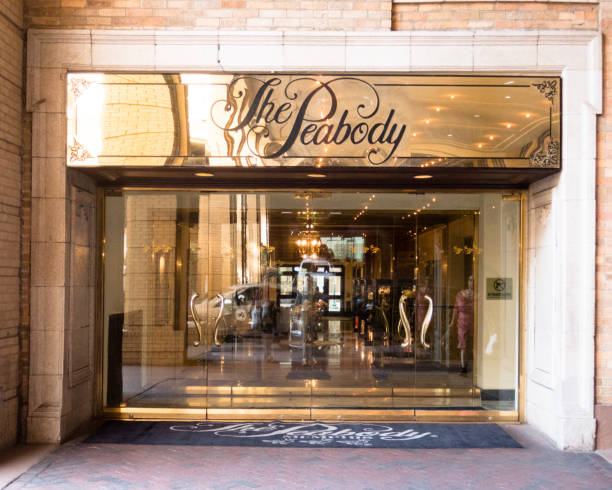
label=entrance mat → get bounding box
[85,421,522,449]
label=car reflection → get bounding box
[190,283,280,348]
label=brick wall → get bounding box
[0,0,23,450]
[393,2,598,30]
[25,0,392,30]
[597,2,612,452]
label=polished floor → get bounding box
[4,424,612,489]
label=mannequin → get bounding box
[448,275,474,374]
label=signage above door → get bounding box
[67,73,561,172]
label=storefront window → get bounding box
[103,190,520,415]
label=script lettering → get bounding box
[170,422,435,444]
[212,77,407,165]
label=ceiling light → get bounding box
[414,175,433,179]
[473,114,480,118]
[488,135,494,140]
[505,96,511,99]
[450,95,455,99]
[412,132,417,137]
[308,173,326,178]
[425,119,430,124]
[504,81,515,85]
[435,107,440,112]
[448,134,453,137]
[194,172,214,177]
[505,123,512,129]
[525,113,531,118]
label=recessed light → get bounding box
[435,107,441,112]
[447,134,453,137]
[525,113,531,118]
[194,172,214,177]
[414,175,433,179]
[412,132,417,137]
[308,173,326,178]
[505,96,511,99]
[473,114,480,118]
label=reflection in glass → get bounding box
[103,191,520,413]
[70,74,560,169]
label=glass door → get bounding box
[190,193,312,416]
[103,192,207,411]
[412,210,479,409]
[103,190,520,417]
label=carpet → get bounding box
[85,421,522,449]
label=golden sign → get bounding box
[67,73,560,169]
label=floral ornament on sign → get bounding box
[69,139,93,162]
[70,78,92,100]
[530,141,560,168]
[532,80,557,103]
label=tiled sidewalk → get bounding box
[4,424,612,489]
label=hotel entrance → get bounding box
[65,71,561,421]
[103,189,520,420]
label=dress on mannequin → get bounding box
[448,275,474,373]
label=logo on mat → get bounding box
[169,422,437,447]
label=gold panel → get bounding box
[310,397,394,408]
[232,386,310,396]
[104,407,519,423]
[414,410,519,423]
[392,387,480,397]
[69,73,560,169]
[312,387,393,397]
[311,409,416,422]
[184,386,232,395]
[392,397,477,408]
[104,407,206,420]
[207,409,311,421]
[230,397,312,408]
[204,397,232,408]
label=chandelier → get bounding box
[295,206,321,259]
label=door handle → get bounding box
[420,294,433,349]
[398,292,411,348]
[189,292,203,347]
[214,293,226,347]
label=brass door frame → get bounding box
[97,188,526,424]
